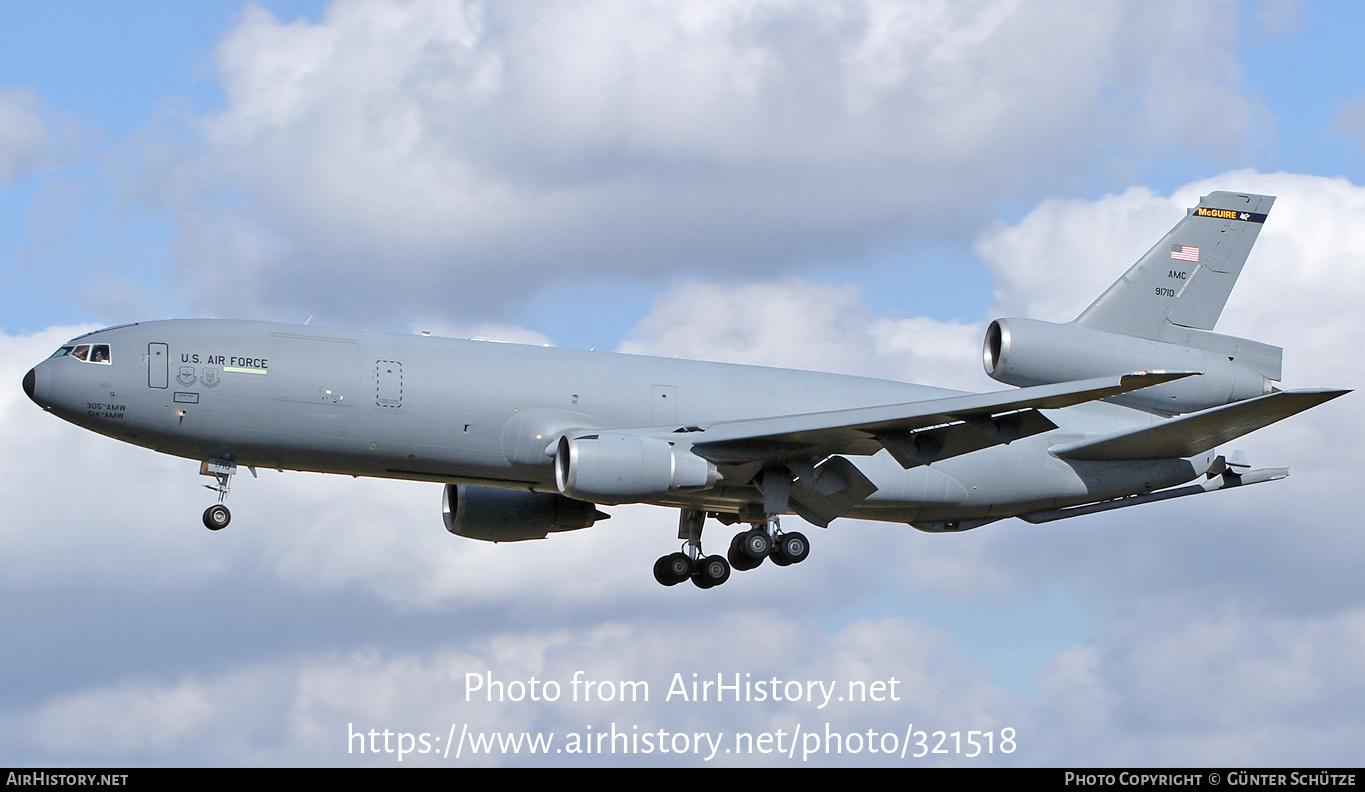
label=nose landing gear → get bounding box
[200,458,236,531]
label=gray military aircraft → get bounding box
[22,191,1347,589]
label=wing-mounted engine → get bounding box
[443,484,608,542]
[984,318,1277,415]
[554,432,721,504]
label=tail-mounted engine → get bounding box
[984,318,1278,415]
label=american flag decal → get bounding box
[1171,244,1199,262]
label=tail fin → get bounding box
[984,190,1285,413]
[1075,191,1274,338]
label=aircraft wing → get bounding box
[690,371,1195,469]
[1048,388,1350,461]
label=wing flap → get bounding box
[787,456,879,527]
[692,371,1195,465]
[878,408,1058,468]
[1049,389,1349,461]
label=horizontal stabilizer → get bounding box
[1049,389,1349,461]
[692,371,1196,465]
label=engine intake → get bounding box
[555,433,719,504]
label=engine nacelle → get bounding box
[443,484,605,542]
[555,433,719,504]
[984,318,1275,415]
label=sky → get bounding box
[2,0,1364,767]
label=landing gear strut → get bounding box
[652,508,731,588]
[733,468,810,570]
[728,515,809,570]
[653,509,810,588]
[200,458,236,531]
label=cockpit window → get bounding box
[64,343,111,364]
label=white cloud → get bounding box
[619,277,988,390]
[135,0,1255,323]
[29,678,217,756]
[1035,605,1365,765]
[975,185,1179,323]
[8,615,1019,766]
[0,88,50,183]
[1333,95,1365,151]
[10,601,1363,765]
[1255,0,1306,36]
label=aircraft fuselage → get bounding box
[25,318,1201,527]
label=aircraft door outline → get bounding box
[148,343,168,389]
[376,360,403,408]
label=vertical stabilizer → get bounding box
[1075,191,1274,338]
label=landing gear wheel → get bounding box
[691,555,731,588]
[203,504,231,531]
[727,532,763,571]
[653,552,692,586]
[739,528,772,561]
[727,546,758,571]
[773,532,809,565]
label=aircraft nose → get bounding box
[23,367,36,403]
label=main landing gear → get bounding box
[200,458,237,531]
[653,509,810,589]
[653,550,731,589]
[653,509,730,589]
[728,518,809,570]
